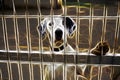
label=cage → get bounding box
[0,0,120,80]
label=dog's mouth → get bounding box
[54,39,63,47]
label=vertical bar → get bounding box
[70,0,78,80]
[88,2,93,79]
[0,69,2,80]
[21,63,30,80]
[17,17,27,50]
[38,16,43,80]
[5,0,14,80]
[37,0,44,79]
[101,5,107,42]
[18,62,23,80]
[50,0,55,80]
[12,0,24,80]
[25,0,32,54]
[18,62,22,80]
[12,0,20,52]
[111,2,120,79]
[76,0,80,51]
[6,62,12,80]
[25,0,32,80]
[33,64,41,80]
[24,0,32,80]
[10,63,13,80]
[1,7,7,52]
[76,0,81,50]
[15,18,23,80]
[97,5,107,80]
[29,63,34,80]
[0,62,9,80]
[2,16,9,52]
[37,0,44,80]
[28,21,34,80]
[76,0,80,80]
[112,1,120,60]
[12,1,23,80]
[0,17,5,50]
[88,1,93,58]
[11,63,19,80]
[5,18,16,50]
[63,0,67,80]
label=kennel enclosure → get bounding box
[0,0,120,80]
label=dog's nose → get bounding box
[55,29,63,40]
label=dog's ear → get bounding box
[37,19,47,37]
[63,17,76,36]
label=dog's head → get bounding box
[37,16,76,46]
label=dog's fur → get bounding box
[37,15,111,80]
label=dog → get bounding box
[37,15,88,80]
[37,15,111,80]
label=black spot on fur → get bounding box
[62,17,74,29]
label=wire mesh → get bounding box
[0,0,120,80]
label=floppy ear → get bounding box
[37,19,47,37]
[63,17,76,36]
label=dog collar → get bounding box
[51,43,67,52]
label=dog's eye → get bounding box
[49,22,54,26]
[49,23,52,26]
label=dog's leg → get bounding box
[87,41,110,80]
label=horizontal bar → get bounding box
[0,15,120,19]
[0,51,120,65]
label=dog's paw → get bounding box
[91,41,110,56]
